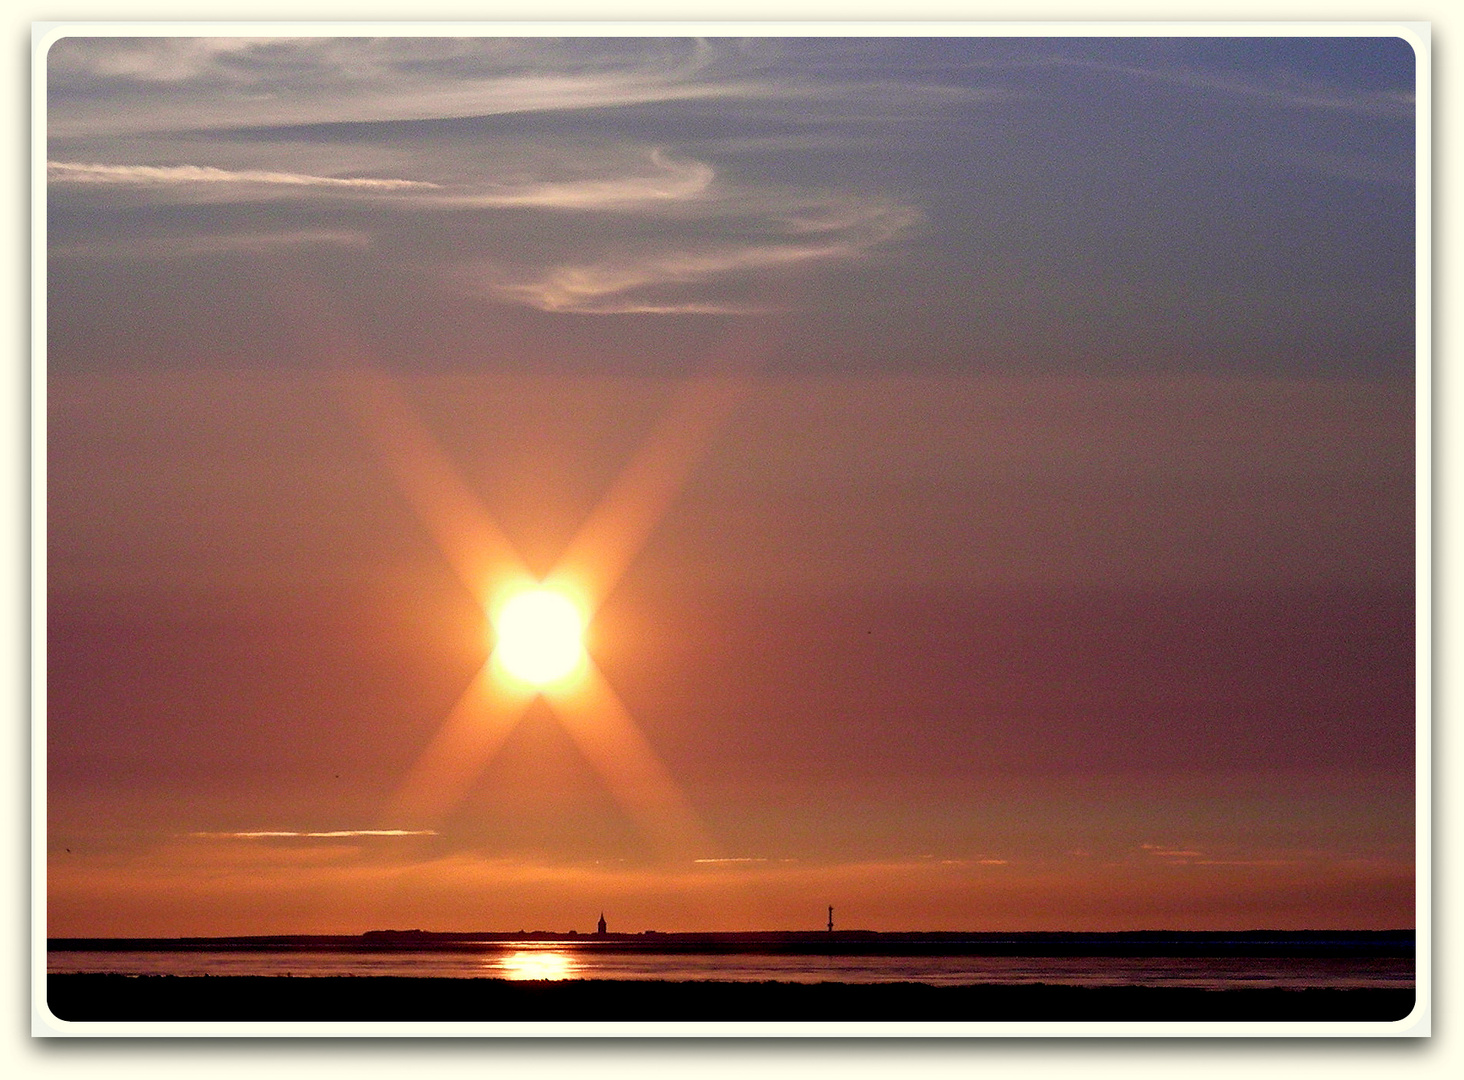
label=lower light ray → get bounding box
[545,660,715,864]
[382,660,535,829]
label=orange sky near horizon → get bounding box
[47,369,1414,935]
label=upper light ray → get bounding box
[335,368,532,610]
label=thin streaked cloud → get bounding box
[481,194,919,314]
[485,242,845,315]
[51,227,373,261]
[439,150,713,211]
[46,37,1007,140]
[1141,844,1206,859]
[48,119,920,315]
[982,50,1417,120]
[48,36,276,84]
[46,37,756,138]
[48,160,439,190]
[190,830,438,840]
[1110,59,1416,118]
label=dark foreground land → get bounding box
[48,974,1415,1023]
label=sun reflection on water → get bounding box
[492,949,578,981]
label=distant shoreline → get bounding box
[45,924,1417,948]
[46,974,1416,1023]
[47,928,1416,959]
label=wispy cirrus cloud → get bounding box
[46,37,950,318]
[440,150,713,211]
[46,37,752,138]
[48,36,276,84]
[49,140,918,311]
[48,146,704,211]
[482,191,920,314]
[1116,61,1415,119]
[991,50,1416,120]
[47,139,920,311]
[486,244,831,315]
[47,37,1006,139]
[48,160,439,190]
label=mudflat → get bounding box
[47,973,1416,1023]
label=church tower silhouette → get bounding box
[596,912,607,936]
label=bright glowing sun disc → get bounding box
[493,588,586,687]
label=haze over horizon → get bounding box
[47,33,1416,937]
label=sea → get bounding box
[47,943,1413,991]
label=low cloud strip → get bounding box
[190,830,438,839]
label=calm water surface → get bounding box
[48,945,1413,990]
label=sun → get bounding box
[492,587,587,688]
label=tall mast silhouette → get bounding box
[827,905,834,933]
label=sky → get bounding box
[45,33,1417,936]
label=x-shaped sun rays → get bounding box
[332,327,766,863]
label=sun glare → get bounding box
[493,587,587,688]
[494,949,577,981]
